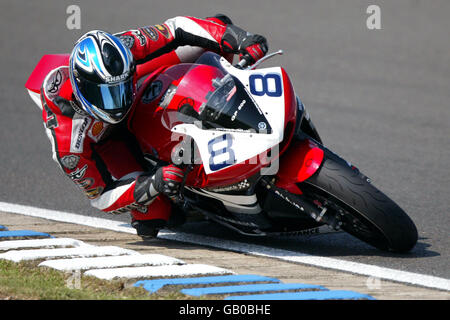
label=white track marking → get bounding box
[0,201,449,291]
[39,254,185,271]
[0,201,133,233]
[0,246,138,262]
[0,238,88,251]
[158,232,450,292]
[84,264,233,280]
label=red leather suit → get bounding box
[40,16,236,223]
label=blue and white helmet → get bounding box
[69,30,135,124]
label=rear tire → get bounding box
[300,147,418,253]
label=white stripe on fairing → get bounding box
[84,264,233,280]
[39,254,185,271]
[223,203,262,214]
[187,187,259,205]
[186,187,262,214]
[0,238,88,251]
[0,201,449,291]
[186,188,262,213]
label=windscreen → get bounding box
[161,57,271,134]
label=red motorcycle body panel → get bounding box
[129,61,306,189]
[128,65,177,163]
[276,138,324,192]
[25,54,70,93]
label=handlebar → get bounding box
[235,54,253,70]
[235,50,285,71]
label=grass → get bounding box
[0,260,191,300]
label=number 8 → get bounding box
[208,134,235,171]
[249,73,282,97]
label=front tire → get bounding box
[300,147,418,253]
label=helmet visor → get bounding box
[78,77,134,112]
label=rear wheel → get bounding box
[299,148,418,253]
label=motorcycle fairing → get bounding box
[276,138,324,188]
[167,56,288,175]
[25,54,70,109]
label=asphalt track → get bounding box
[0,0,449,280]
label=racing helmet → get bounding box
[69,30,135,124]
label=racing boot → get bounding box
[131,218,166,241]
[166,205,187,229]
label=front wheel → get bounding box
[299,147,418,253]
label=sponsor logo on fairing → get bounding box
[206,179,251,192]
[230,99,246,121]
[258,121,267,130]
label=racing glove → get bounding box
[134,164,186,204]
[221,25,268,64]
[239,34,268,64]
[153,164,186,198]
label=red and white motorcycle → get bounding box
[26,51,418,253]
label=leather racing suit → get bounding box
[40,15,268,232]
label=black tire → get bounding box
[300,147,418,253]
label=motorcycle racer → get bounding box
[40,15,268,239]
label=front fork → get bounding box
[263,95,343,229]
